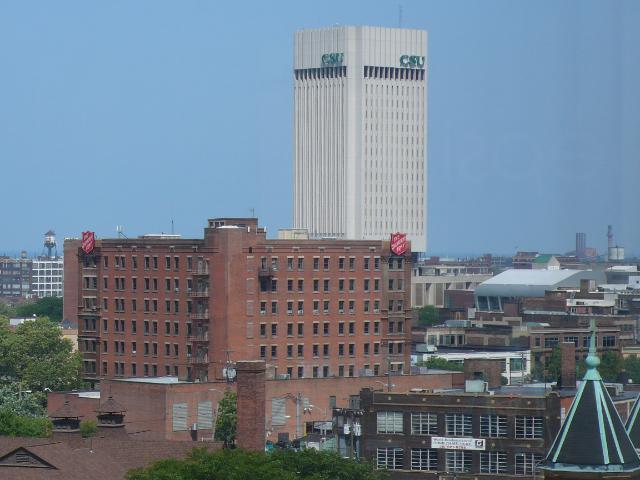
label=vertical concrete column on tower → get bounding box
[235,360,266,451]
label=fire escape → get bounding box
[189,260,210,382]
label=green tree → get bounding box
[417,357,463,372]
[126,448,388,480]
[0,384,46,416]
[214,390,237,447]
[530,347,561,382]
[0,317,83,391]
[80,419,98,438]
[599,351,624,382]
[0,409,52,437]
[623,356,640,384]
[14,297,63,322]
[416,305,439,327]
[0,300,15,318]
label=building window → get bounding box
[480,451,507,474]
[445,413,472,436]
[563,336,578,346]
[515,453,543,475]
[411,448,437,471]
[544,337,559,349]
[377,448,403,470]
[411,413,437,435]
[480,415,507,438]
[603,335,616,347]
[515,416,543,439]
[377,411,403,434]
[445,451,472,473]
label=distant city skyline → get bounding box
[0,1,638,255]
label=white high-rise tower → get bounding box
[293,26,427,251]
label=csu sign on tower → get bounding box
[399,55,425,68]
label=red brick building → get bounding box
[48,371,464,442]
[67,218,412,384]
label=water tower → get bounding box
[43,230,57,258]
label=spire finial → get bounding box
[584,318,601,378]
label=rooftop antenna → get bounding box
[398,4,403,27]
[250,207,255,218]
[171,219,174,235]
[116,226,128,239]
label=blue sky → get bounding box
[1,0,638,256]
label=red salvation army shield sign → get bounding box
[82,231,96,254]
[390,232,408,256]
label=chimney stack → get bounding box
[235,360,266,451]
[558,342,577,389]
[463,359,503,389]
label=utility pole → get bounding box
[295,392,302,440]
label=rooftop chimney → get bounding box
[558,342,577,389]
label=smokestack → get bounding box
[558,342,576,389]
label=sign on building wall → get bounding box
[431,436,486,451]
[82,231,95,254]
[390,232,408,256]
[321,52,344,66]
[399,55,425,68]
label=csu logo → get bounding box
[400,55,425,68]
[321,52,344,66]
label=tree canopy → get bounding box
[417,356,463,371]
[126,448,388,480]
[416,305,439,327]
[214,390,237,447]
[531,348,628,383]
[0,317,83,392]
[0,409,52,437]
[10,297,63,322]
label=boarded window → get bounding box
[272,398,286,426]
[172,403,188,431]
[246,321,254,339]
[197,401,213,429]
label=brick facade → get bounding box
[48,371,463,442]
[235,360,266,451]
[71,218,413,385]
